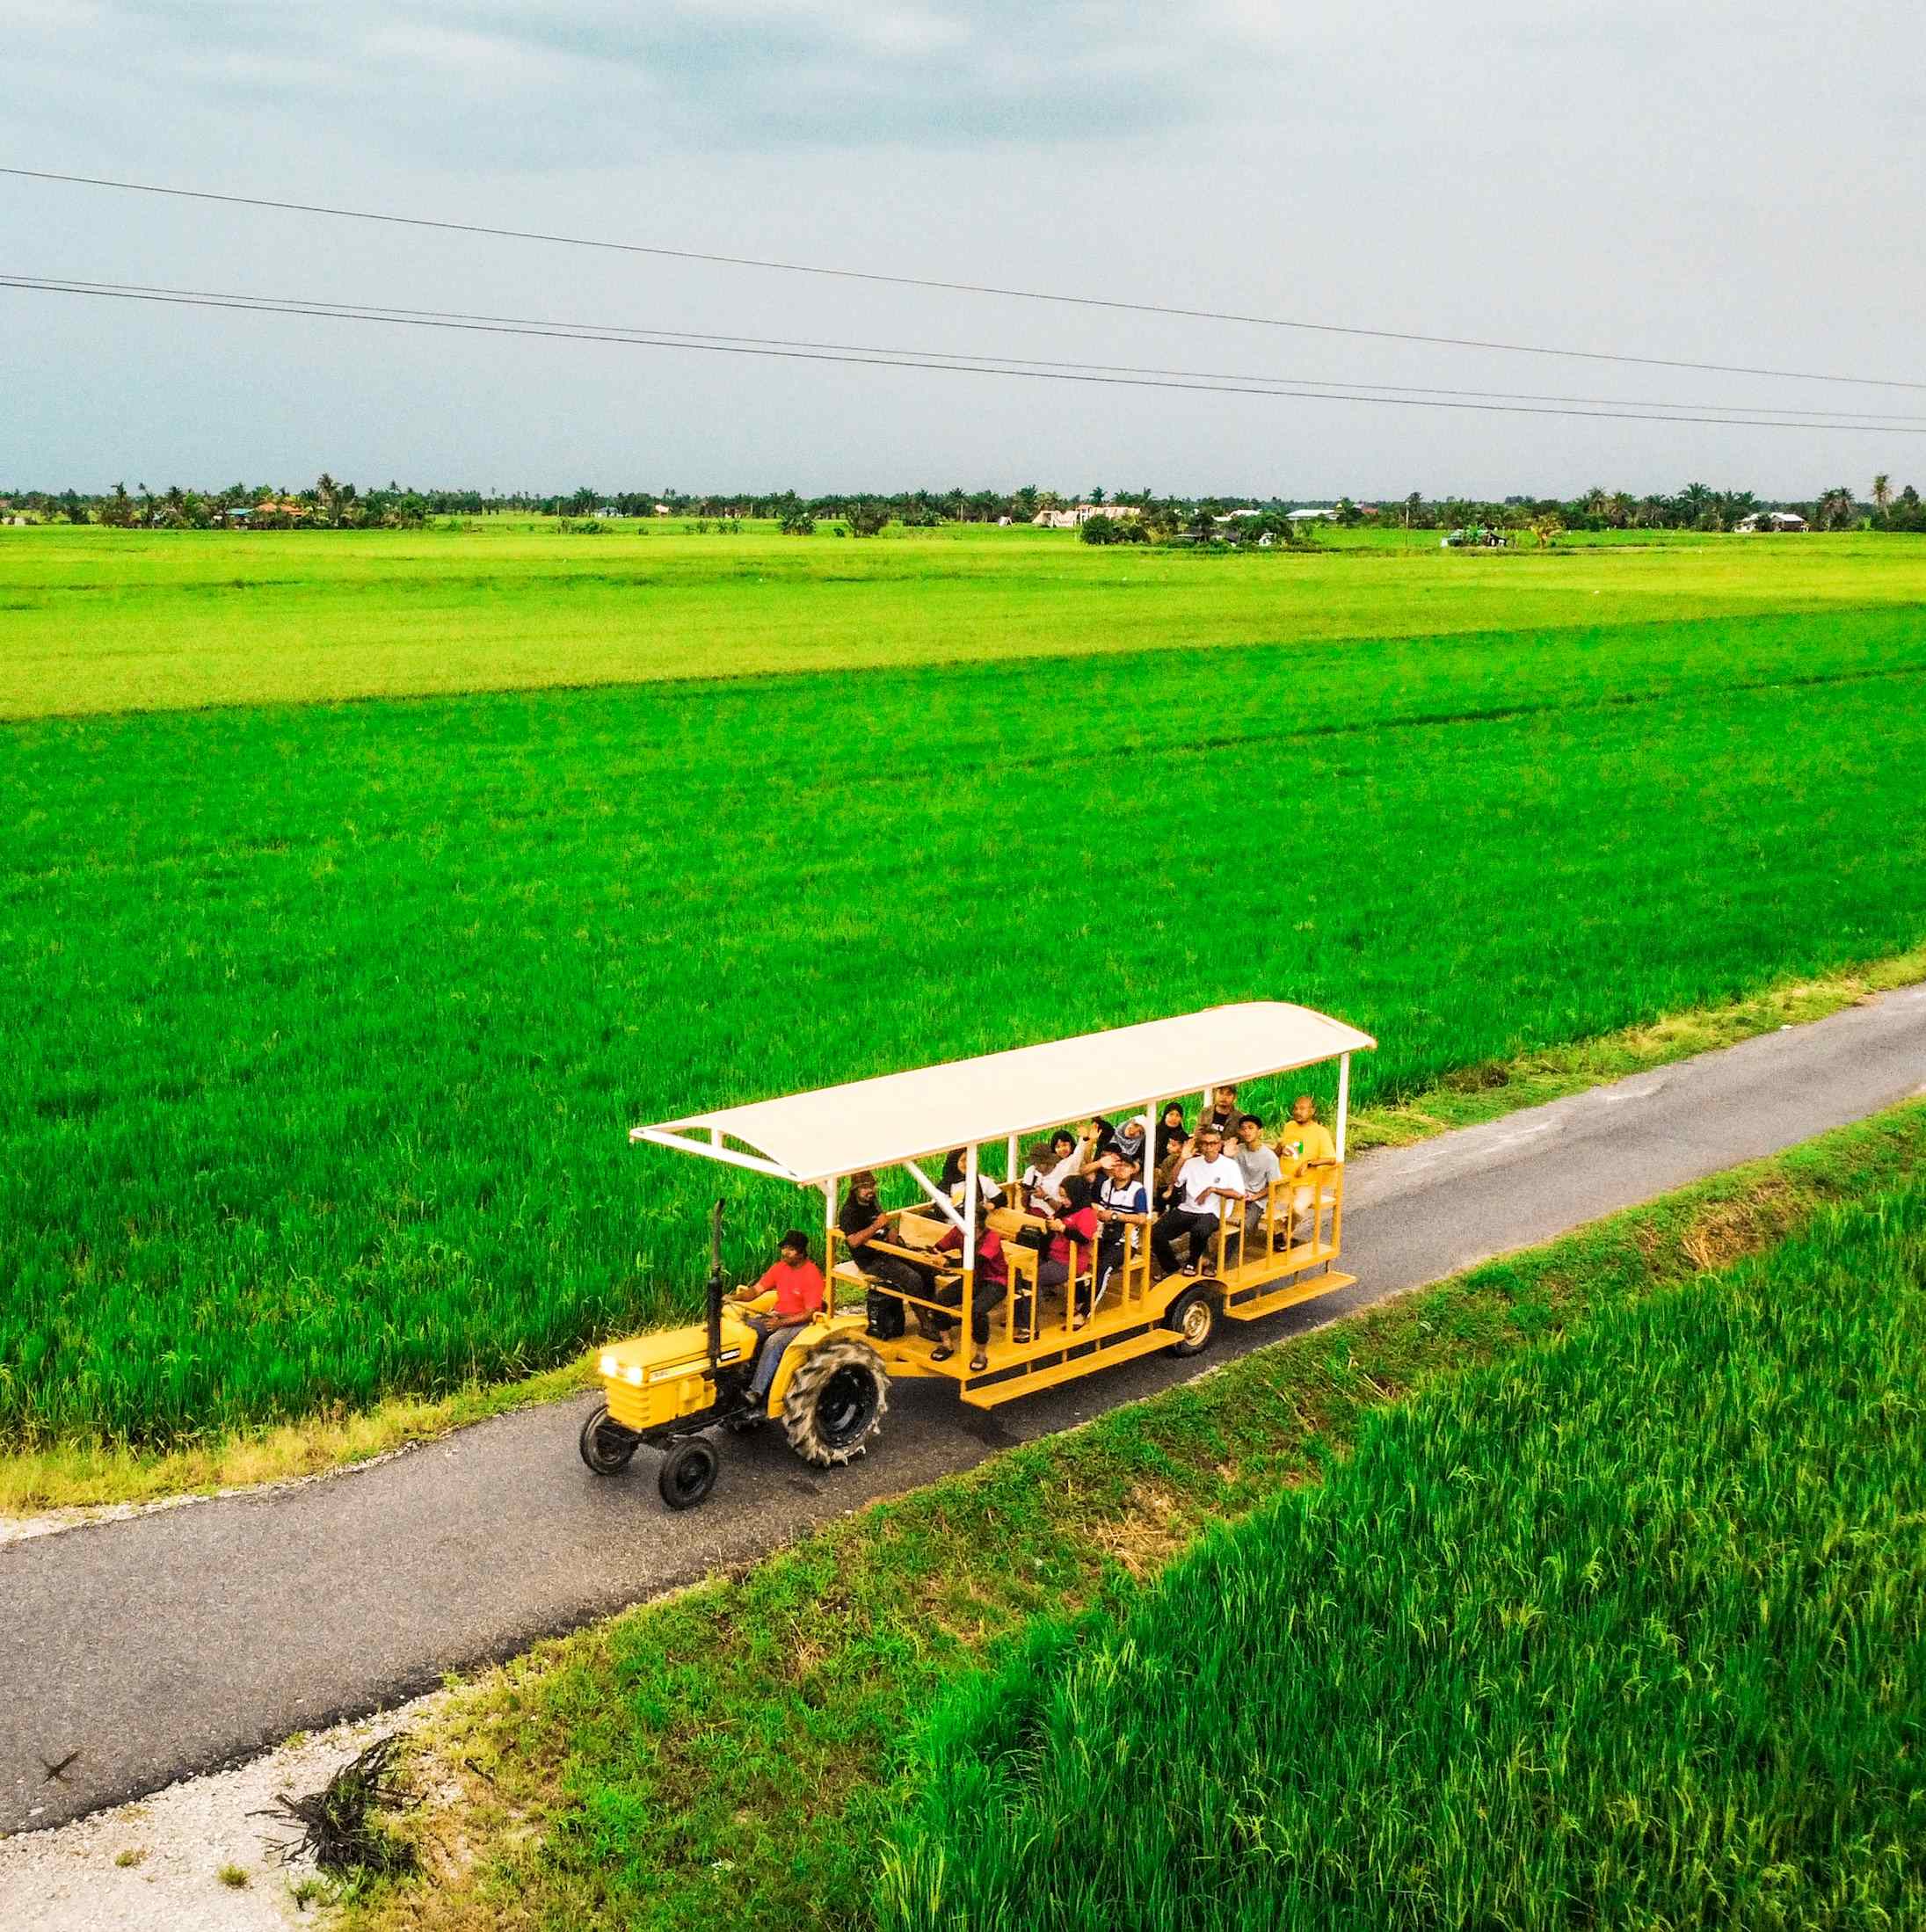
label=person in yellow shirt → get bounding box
[1275,1096,1337,1250]
[1276,1094,1335,1167]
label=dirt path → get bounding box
[4,983,1924,1836]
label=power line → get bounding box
[6,272,1922,437]
[24,272,1925,429]
[4,163,1920,395]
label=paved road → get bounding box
[6,984,1926,1834]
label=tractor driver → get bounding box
[731,1230,825,1401]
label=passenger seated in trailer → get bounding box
[839,1171,939,1338]
[939,1147,1004,1207]
[1152,1102,1190,1207]
[731,1230,825,1402]
[1277,1094,1336,1167]
[1022,1129,1085,1214]
[1037,1173,1101,1326]
[1232,1113,1283,1245]
[1093,1148,1149,1307]
[1152,1125,1243,1278]
[1276,1094,1338,1246]
[1202,1083,1243,1144]
[927,1216,1008,1375]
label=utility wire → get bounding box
[4,163,1920,395]
[5,272,1922,436]
[21,272,1925,428]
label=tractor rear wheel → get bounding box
[1164,1284,1218,1357]
[658,1437,720,1510]
[781,1338,889,1467]
[578,1403,638,1475]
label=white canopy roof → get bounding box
[636,1001,1375,1186]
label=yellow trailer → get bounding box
[583,1001,1374,1507]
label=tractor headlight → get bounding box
[599,1353,620,1378]
[624,1364,644,1386]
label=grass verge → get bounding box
[0,1356,596,1522]
[1346,941,1926,1146]
[881,1191,1926,1929]
[10,944,1921,1519]
[342,1100,1926,1932]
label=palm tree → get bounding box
[1821,485,1860,529]
[1872,473,1893,512]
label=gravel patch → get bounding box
[0,1692,444,1931]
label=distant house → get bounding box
[236,497,310,527]
[1288,507,1336,522]
[1032,503,1142,529]
[1735,511,1808,533]
[652,503,672,516]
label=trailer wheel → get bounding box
[1165,1285,1218,1357]
[578,1403,638,1475]
[658,1437,720,1510]
[781,1339,889,1468]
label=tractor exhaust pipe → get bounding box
[705,1196,726,1370]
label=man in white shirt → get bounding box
[1151,1126,1243,1277]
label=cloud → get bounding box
[4,1,1285,163]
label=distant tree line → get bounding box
[0,474,432,529]
[2,475,1920,534]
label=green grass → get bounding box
[5,519,1926,718]
[882,1189,1926,1932]
[7,604,1926,1449]
[345,1105,1926,1932]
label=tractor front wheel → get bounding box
[578,1403,639,1475]
[658,1437,720,1510]
[781,1338,890,1468]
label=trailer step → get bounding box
[958,1323,1177,1407]
[1220,1270,1355,1320]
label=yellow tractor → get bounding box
[579,1200,891,1508]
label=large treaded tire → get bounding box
[781,1338,890,1468]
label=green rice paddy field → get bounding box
[881,1187,1926,1931]
[4,520,1925,1451]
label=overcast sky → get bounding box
[3,1,1922,497]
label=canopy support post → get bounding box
[823,1180,838,1314]
[903,1158,968,1233]
[963,1142,978,1364]
[1007,1133,1018,1187]
[1336,1053,1351,1161]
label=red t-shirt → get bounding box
[754,1256,825,1318]
[1049,1207,1098,1268]
[977,1226,1008,1287]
